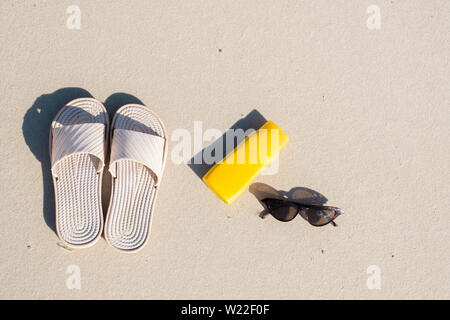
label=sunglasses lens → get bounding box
[262,199,298,222]
[303,207,339,226]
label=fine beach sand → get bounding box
[0,0,449,299]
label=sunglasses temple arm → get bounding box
[331,220,338,227]
[259,209,270,219]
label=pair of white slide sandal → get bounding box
[50,98,168,252]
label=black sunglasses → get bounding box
[260,198,344,226]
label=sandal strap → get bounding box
[51,123,105,177]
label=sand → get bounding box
[0,0,449,299]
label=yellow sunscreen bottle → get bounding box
[203,120,289,204]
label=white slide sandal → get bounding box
[105,104,168,253]
[50,98,109,249]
